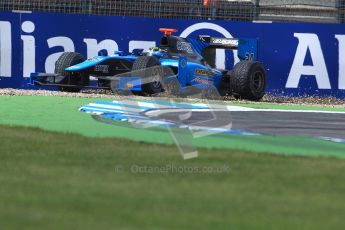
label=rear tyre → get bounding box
[55,52,89,92]
[230,61,266,101]
[132,56,162,95]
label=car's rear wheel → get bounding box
[55,52,89,92]
[230,61,266,101]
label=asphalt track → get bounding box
[144,109,345,140]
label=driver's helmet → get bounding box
[149,47,161,52]
[148,47,162,55]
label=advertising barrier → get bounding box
[0,11,345,97]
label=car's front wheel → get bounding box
[55,52,89,92]
[132,56,162,95]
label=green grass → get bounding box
[1,96,345,159]
[1,125,345,230]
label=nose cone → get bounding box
[65,63,84,71]
[65,57,102,71]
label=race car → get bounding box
[30,28,266,100]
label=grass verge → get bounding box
[1,125,345,230]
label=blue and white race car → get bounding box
[30,28,266,100]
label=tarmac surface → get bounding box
[143,109,345,139]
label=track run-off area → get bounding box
[1,94,345,159]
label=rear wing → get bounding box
[196,36,258,61]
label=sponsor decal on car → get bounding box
[192,77,212,84]
[176,41,194,54]
[125,83,134,89]
[94,65,109,73]
[195,69,214,77]
[211,38,239,46]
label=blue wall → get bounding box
[1,11,345,97]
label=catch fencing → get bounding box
[1,0,345,23]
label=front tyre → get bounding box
[132,56,162,95]
[230,61,266,101]
[55,52,89,92]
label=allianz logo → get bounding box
[0,20,345,90]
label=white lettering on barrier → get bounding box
[286,33,331,89]
[45,37,75,73]
[21,21,35,78]
[2,19,345,92]
[83,39,118,58]
[335,35,345,90]
[0,21,12,77]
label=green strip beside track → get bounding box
[1,95,345,159]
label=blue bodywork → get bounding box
[30,31,258,94]
[65,55,137,72]
[111,36,257,92]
